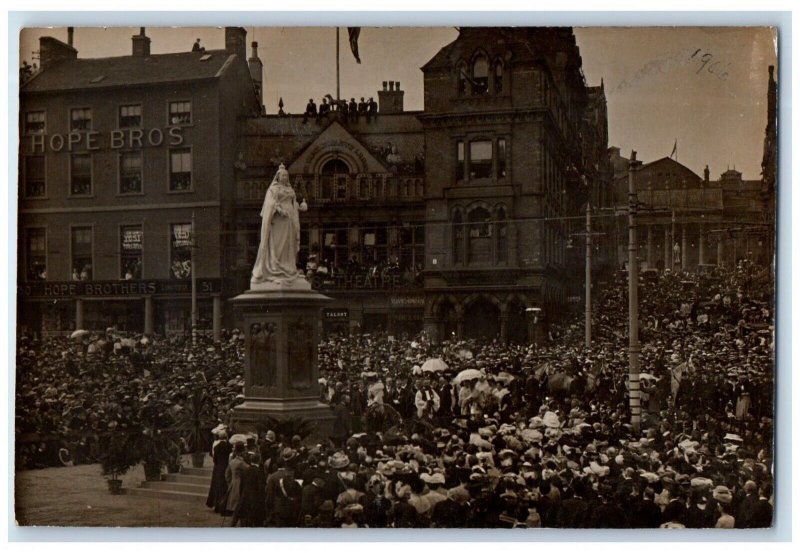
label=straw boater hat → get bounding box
[328,451,350,470]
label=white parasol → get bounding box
[421,358,448,373]
[453,368,483,384]
[70,329,89,340]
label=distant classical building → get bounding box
[610,155,768,272]
[18,28,262,336]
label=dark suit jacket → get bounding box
[748,498,773,528]
[556,497,592,528]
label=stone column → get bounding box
[144,295,153,335]
[455,306,465,340]
[698,224,707,266]
[646,225,653,268]
[499,303,509,344]
[423,316,439,344]
[664,225,671,270]
[212,294,222,342]
[75,298,84,330]
[681,225,688,269]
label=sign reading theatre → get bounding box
[29,126,184,153]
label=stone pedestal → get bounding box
[231,282,334,433]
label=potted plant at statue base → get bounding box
[172,385,215,469]
[165,438,183,473]
[100,433,139,494]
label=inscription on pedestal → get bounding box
[249,322,277,391]
[288,319,313,389]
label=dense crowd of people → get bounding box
[15,261,774,528]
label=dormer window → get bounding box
[472,56,489,95]
[494,61,504,93]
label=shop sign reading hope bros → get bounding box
[28,126,184,153]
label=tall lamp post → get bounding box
[628,151,642,434]
[568,203,605,349]
[191,210,198,346]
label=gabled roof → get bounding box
[22,49,236,93]
[287,120,390,175]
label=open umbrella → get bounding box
[229,434,247,445]
[454,368,483,384]
[70,329,89,340]
[639,373,660,382]
[421,358,448,373]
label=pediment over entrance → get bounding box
[288,121,390,175]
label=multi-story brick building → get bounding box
[418,28,611,342]
[18,27,262,336]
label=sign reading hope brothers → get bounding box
[28,126,185,153]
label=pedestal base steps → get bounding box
[127,459,211,504]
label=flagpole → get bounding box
[336,27,340,103]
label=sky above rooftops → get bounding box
[20,26,777,180]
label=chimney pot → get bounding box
[383,81,387,90]
[132,28,151,57]
[396,81,400,90]
[251,41,259,58]
[67,27,74,47]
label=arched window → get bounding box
[320,158,349,200]
[453,211,464,264]
[472,55,489,95]
[494,60,504,93]
[457,62,468,97]
[359,176,370,198]
[468,207,492,264]
[496,207,508,263]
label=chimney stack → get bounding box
[67,27,74,47]
[249,41,264,109]
[38,36,77,71]
[132,27,151,57]
[704,165,710,183]
[378,79,405,114]
[225,27,247,60]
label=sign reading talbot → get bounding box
[29,126,184,153]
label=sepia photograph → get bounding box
[13,23,777,530]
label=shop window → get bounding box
[70,108,92,131]
[472,56,489,95]
[322,226,349,268]
[496,208,508,263]
[494,61,504,93]
[453,211,464,264]
[169,101,192,125]
[169,148,192,191]
[498,139,507,178]
[468,207,492,265]
[469,141,492,179]
[24,155,45,198]
[320,158,349,201]
[70,153,92,195]
[170,223,192,279]
[120,225,143,279]
[25,111,45,134]
[71,227,93,281]
[119,151,142,194]
[361,224,388,264]
[456,141,465,181]
[359,176,370,198]
[26,228,46,281]
[119,104,142,128]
